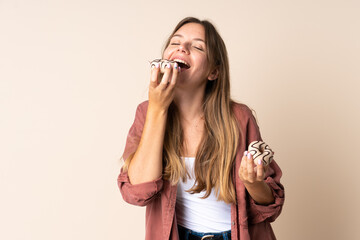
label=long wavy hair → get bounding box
[162,17,241,204]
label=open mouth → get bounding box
[173,59,190,70]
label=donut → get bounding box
[150,59,177,73]
[247,141,274,166]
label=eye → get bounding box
[193,46,204,51]
[170,42,180,46]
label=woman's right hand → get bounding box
[148,62,179,112]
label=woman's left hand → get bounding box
[239,151,267,185]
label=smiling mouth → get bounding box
[173,59,190,70]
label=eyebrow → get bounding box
[172,34,205,43]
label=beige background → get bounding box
[1,0,359,239]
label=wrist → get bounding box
[147,103,169,116]
[244,180,266,190]
[244,180,275,205]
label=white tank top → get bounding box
[175,157,232,232]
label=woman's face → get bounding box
[163,23,212,88]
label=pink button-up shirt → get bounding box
[118,101,285,240]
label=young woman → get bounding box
[118,17,284,240]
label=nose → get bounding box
[177,43,189,54]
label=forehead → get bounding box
[172,23,205,41]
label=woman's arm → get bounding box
[127,107,167,184]
[127,63,179,184]
[117,102,165,206]
[235,104,285,223]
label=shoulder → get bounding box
[232,101,262,140]
[231,101,255,122]
[134,100,149,118]
[136,100,149,112]
[128,100,149,127]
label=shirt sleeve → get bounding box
[244,107,285,224]
[117,102,164,206]
[118,169,163,207]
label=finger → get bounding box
[239,151,248,179]
[150,63,160,87]
[256,159,265,181]
[247,152,254,172]
[158,63,172,90]
[240,152,248,170]
[246,152,254,179]
[167,62,179,90]
[241,151,248,167]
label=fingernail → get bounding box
[174,63,178,69]
[247,152,251,159]
[258,159,262,165]
[244,151,248,156]
[178,66,181,72]
[156,63,160,68]
[167,63,171,68]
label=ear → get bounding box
[207,67,219,81]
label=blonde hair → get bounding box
[161,17,241,204]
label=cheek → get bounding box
[162,48,173,59]
[197,56,209,70]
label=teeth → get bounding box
[173,59,190,67]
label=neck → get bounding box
[175,97,204,123]
[174,86,205,121]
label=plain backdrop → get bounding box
[1,0,359,239]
